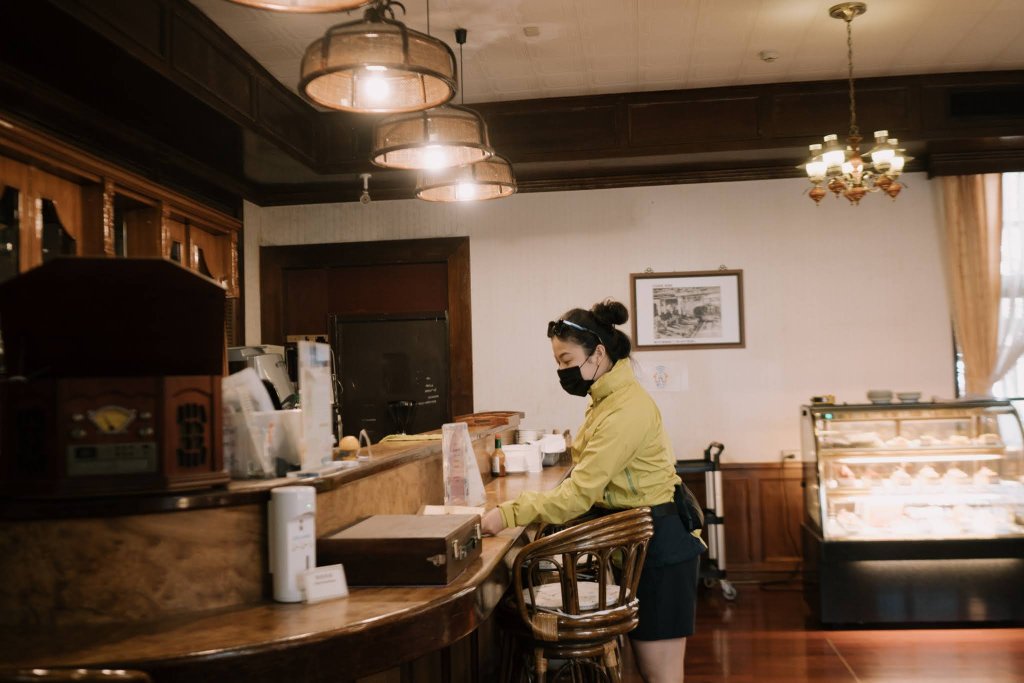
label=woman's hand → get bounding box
[481,507,507,536]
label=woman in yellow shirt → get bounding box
[481,299,704,683]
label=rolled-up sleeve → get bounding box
[498,407,646,527]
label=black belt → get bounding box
[650,501,678,518]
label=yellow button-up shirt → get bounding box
[498,358,681,527]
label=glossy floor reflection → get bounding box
[621,581,1024,682]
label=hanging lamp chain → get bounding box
[845,14,859,137]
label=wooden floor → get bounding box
[620,581,1024,683]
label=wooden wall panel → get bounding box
[257,82,316,159]
[486,105,620,157]
[719,463,803,576]
[84,0,165,59]
[628,97,760,146]
[282,267,329,336]
[325,263,448,315]
[770,86,912,138]
[171,15,252,118]
[758,475,802,564]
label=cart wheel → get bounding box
[720,580,738,601]
[703,577,717,589]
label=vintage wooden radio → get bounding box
[318,514,483,586]
[0,258,229,496]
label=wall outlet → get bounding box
[780,449,799,461]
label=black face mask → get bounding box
[557,355,597,397]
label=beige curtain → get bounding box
[941,174,1003,396]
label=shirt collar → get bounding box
[590,358,633,403]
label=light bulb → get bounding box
[455,181,478,201]
[821,134,845,168]
[422,145,448,170]
[806,160,827,183]
[361,75,390,102]
[803,143,826,182]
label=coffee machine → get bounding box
[228,346,296,408]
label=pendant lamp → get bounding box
[225,0,371,11]
[371,104,493,170]
[417,154,516,202]
[299,1,457,114]
[412,28,516,200]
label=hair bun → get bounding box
[591,299,629,327]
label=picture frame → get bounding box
[630,270,745,350]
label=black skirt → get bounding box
[630,511,704,641]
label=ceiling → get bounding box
[189,0,1024,106]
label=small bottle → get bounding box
[491,437,507,477]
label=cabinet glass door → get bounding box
[0,186,19,283]
[40,199,76,262]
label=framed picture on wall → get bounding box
[630,269,745,350]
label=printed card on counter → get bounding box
[299,564,349,604]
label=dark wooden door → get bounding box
[262,238,472,418]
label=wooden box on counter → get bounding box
[318,514,483,586]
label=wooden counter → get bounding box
[0,417,523,628]
[0,422,571,681]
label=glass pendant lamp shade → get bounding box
[300,6,457,113]
[416,154,517,202]
[371,105,493,170]
[225,0,371,11]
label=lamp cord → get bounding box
[459,42,465,105]
[426,0,430,35]
[846,16,859,137]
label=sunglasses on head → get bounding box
[548,319,604,343]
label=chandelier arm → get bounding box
[846,15,858,137]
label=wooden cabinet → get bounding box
[0,121,242,341]
[0,157,85,278]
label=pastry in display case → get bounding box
[806,402,1024,540]
[800,399,1024,626]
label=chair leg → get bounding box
[602,640,621,683]
[535,647,548,681]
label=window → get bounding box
[991,172,1024,398]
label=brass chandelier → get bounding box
[801,2,911,205]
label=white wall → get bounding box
[243,172,953,463]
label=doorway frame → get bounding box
[259,237,473,417]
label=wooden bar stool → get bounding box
[500,507,654,682]
[0,670,151,682]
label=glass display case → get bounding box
[802,401,1024,541]
[800,400,1024,626]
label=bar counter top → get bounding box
[0,465,570,681]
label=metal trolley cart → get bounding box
[676,442,737,601]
